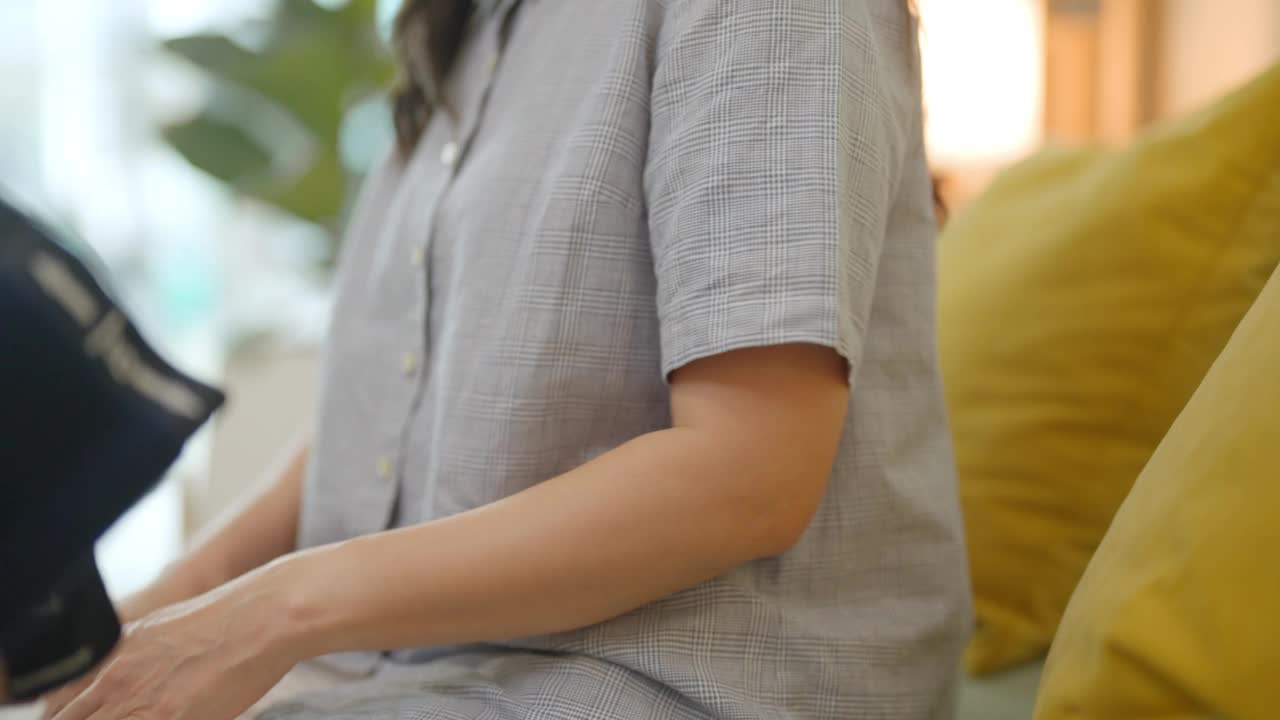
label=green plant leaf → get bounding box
[163,35,260,78]
[166,41,343,142]
[164,0,392,143]
[254,148,347,225]
[160,0,392,232]
[163,116,273,188]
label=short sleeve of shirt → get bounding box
[644,0,904,379]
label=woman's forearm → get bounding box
[135,443,308,615]
[237,345,846,666]
[49,347,847,720]
[266,422,832,660]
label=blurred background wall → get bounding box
[2,0,1278,599]
[923,0,1280,206]
[1160,0,1280,116]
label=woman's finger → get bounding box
[49,675,104,720]
[41,674,95,719]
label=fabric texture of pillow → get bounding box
[939,62,1280,674]
[1034,260,1280,719]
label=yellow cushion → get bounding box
[939,62,1280,674]
[1034,260,1280,720]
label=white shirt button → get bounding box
[376,456,394,481]
[401,351,418,376]
[486,55,498,74]
[440,141,460,167]
[410,246,425,267]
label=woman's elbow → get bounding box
[742,466,831,558]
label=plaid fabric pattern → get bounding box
[291,0,970,717]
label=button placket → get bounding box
[401,351,419,376]
[391,1,518,523]
[440,141,460,168]
[376,455,394,482]
[430,1,517,185]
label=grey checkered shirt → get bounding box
[287,1,970,718]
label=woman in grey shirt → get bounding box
[45,1,970,718]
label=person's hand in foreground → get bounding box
[41,444,310,720]
[44,573,299,720]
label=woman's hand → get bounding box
[39,587,171,715]
[42,441,310,719]
[44,568,301,720]
[40,580,201,715]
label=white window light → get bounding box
[918,0,1046,168]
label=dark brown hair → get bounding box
[391,0,473,156]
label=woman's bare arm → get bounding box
[45,344,851,720]
[257,343,849,658]
[124,444,308,617]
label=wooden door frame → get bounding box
[1043,0,1164,143]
